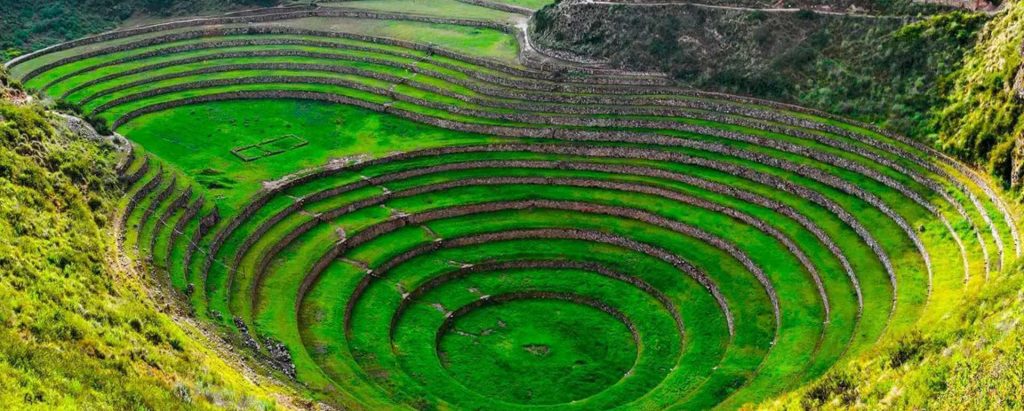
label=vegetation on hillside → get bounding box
[0,0,280,61]
[10,7,1014,407]
[766,260,1024,409]
[3,2,1024,409]
[532,3,987,139]
[931,1,1024,190]
[0,68,293,409]
[531,1,1024,192]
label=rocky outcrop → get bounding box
[263,338,296,379]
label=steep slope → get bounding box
[765,261,1024,409]
[532,0,1024,191]
[933,1,1024,192]
[0,68,297,409]
[0,0,280,61]
[531,1,984,135]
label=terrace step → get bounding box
[36,11,1018,409]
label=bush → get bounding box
[54,99,82,115]
[802,373,857,408]
[889,332,928,368]
[795,9,817,20]
[84,114,112,136]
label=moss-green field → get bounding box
[6,0,1021,409]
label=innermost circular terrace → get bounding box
[438,294,639,405]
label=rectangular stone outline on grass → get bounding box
[230,134,309,162]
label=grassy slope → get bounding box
[4,4,1023,409]
[16,18,966,403]
[932,1,1024,191]
[321,0,519,23]
[272,17,522,64]
[0,0,279,61]
[0,69,295,409]
[532,0,1024,193]
[494,0,555,9]
[765,260,1024,409]
[115,99,502,213]
[532,3,986,137]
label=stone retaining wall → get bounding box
[217,143,876,318]
[182,207,220,292]
[68,48,1007,254]
[434,290,641,355]
[130,91,921,317]
[116,147,137,177]
[322,204,736,335]
[454,0,533,15]
[388,259,685,342]
[4,5,318,69]
[101,67,970,278]
[138,177,178,256]
[166,195,204,272]
[151,186,192,260]
[349,174,809,319]
[86,68,984,263]
[120,166,163,241]
[120,155,150,187]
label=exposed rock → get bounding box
[1010,137,1024,189]
[263,337,297,379]
[233,316,260,352]
[1015,50,1024,100]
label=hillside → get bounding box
[932,1,1024,193]
[0,67,299,409]
[765,260,1024,409]
[3,0,1024,409]
[532,0,1024,193]
[0,0,279,61]
[532,1,986,137]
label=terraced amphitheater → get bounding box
[7,1,1021,409]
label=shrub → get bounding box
[795,9,816,20]
[84,114,112,136]
[53,99,82,115]
[889,332,928,368]
[802,373,857,408]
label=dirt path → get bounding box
[569,0,922,19]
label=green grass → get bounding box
[116,97,965,408]
[321,0,522,24]
[404,272,654,406]
[439,297,638,405]
[306,231,724,409]
[275,17,522,64]
[245,169,823,403]
[99,79,954,311]
[7,10,1021,410]
[0,99,294,409]
[116,100,501,212]
[491,0,556,10]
